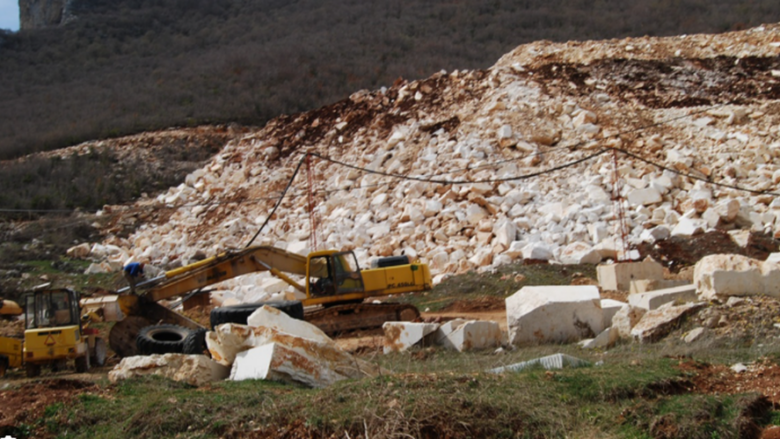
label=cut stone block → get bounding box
[506,286,603,346]
[435,320,502,352]
[600,299,626,328]
[488,353,590,374]
[230,341,381,388]
[612,305,646,339]
[628,284,697,310]
[246,305,331,344]
[579,326,619,349]
[694,254,763,299]
[597,259,664,291]
[383,322,439,353]
[629,279,688,294]
[109,354,229,386]
[630,302,705,343]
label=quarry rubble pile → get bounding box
[84,24,780,303]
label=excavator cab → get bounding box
[307,251,364,298]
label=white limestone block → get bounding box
[230,340,380,388]
[579,326,619,350]
[559,242,602,265]
[383,322,439,353]
[600,299,626,328]
[640,226,671,243]
[465,204,488,225]
[521,242,553,261]
[611,305,646,339]
[505,241,525,259]
[497,124,513,139]
[109,354,229,386]
[506,285,604,346]
[630,302,705,343]
[671,217,706,238]
[629,279,688,294]
[597,259,664,291]
[628,284,697,310]
[694,254,763,299]
[627,187,662,206]
[468,248,493,267]
[493,220,517,248]
[424,199,443,217]
[246,306,330,343]
[436,320,502,352]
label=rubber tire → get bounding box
[75,354,90,373]
[210,300,304,329]
[136,324,190,355]
[0,355,8,378]
[25,363,41,378]
[91,338,107,367]
[182,328,208,355]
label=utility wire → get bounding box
[243,154,307,248]
[612,147,780,197]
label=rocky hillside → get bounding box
[85,24,780,299]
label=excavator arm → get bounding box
[141,246,313,302]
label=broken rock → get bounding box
[628,284,697,311]
[109,354,229,386]
[435,320,502,352]
[694,254,763,299]
[383,322,439,353]
[230,341,382,388]
[630,302,705,343]
[597,258,663,291]
[611,305,646,339]
[506,285,603,346]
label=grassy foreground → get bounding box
[23,340,779,439]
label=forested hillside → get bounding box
[1,0,779,159]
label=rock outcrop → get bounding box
[85,24,780,303]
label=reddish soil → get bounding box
[0,379,101,435]
[679,358,780,406]
[440,296,506,312]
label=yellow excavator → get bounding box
[108,246,431,357]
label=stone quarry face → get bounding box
[505,285,604,346]
[82,24,780,305]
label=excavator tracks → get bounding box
[305,303,420,335]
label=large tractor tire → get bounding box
[136,324,190,355]
[182,328,209,355]
[0,355,8,377]
[91,338,108,367]
[210,300,304,329]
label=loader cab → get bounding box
[306,250,364,298]
[25,288,80,330]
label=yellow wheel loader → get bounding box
[108,246,432,357]
[23,288,107,377]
